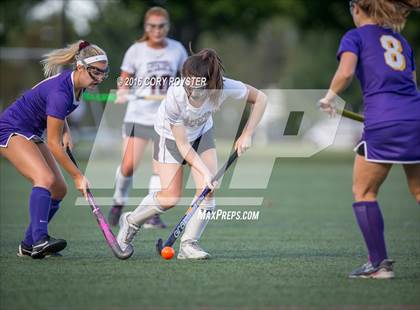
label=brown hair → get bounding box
[41,40,106,77]
[137,6,169,42]
[182,48,225,105]
[355,0,420,32]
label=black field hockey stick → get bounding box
[155,150,239,256]
[66,147,134,260]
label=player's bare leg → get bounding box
[0,136,66,258]
[26,143,68,257]
[352,154,391,202]
[350,155,394,278]
[403,164,420,203]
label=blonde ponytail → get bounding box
[41,40,107,77]
[356,0,420,32]
[41,41,81,77]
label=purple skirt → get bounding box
[355,120,420,164]
[0,108,44,147]
[0,130,43,148]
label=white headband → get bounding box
[77,54,108,66]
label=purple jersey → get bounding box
[337,25,420,127]
[0,70,80,139]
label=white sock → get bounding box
[148,174,161,194]
[181,196,216,243]
[113,166,132,205]
[128,193,164,226]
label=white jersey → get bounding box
[121,38,188,125]
[155,78,248,141]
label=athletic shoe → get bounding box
[177,241,210,260]
[349,259,395,279]
[108,204,124,226]
[18,241,64,258]
[143,214,167,229]
[117,212,139,251]
[31,236,67,259]
[17,242,32,257]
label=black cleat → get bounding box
[17,242,32,257]
[349,259,395,279]
[108,204,124,226]
[31,236,67,259]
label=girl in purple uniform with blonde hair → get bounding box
[320,0,420,278]
[0,40,109,259]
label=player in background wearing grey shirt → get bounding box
[109,7,187,229]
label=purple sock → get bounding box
[24,198,61,246]
[48,199,61,222]
[28,187,51,244]
[352,201,388,267]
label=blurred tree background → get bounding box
[1,0,419,114]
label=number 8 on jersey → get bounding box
[380,35,406,71]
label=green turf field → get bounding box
[1,152,419,310]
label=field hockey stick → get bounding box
[319,100,364,123]
[66,147,134,260]
[155,150,239,256]
[339,109,364,123]
[82,92,165,102]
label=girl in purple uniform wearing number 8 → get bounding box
[0,41,109,259]
[320,0,420,278]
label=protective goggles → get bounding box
[145,23,169,31]
[77,55,109,82]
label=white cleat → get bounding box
[177,241,210,260]
[117,212,139,251]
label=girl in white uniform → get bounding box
[117,48,268,259]
[109,7,187,228]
